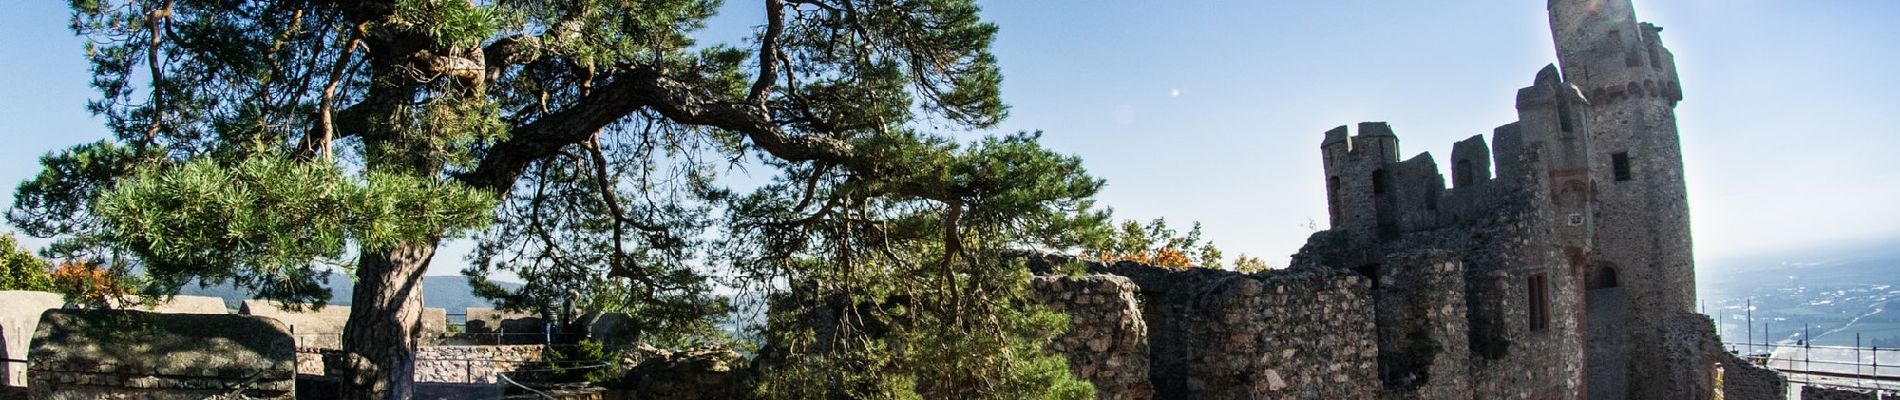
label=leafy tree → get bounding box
[20,0,1100,398]
[1084,219,1223,269]
[1230,254,1273,273]
[0,233,55,291]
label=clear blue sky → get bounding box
[3,1,1898,279]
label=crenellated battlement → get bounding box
[1301,1,1705,398]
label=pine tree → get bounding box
[16,1,1104,398]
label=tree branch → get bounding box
[748,0,786,104]
[458,66,850,194]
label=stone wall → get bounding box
[1027,255,1381,400]
[618,345,748,400]
[242,300,350,349]
[1372,250,1470,400]
[1029,275,1153,400]
[0,291,62,388]
[1717,352,1787,400]
[1658,312,1721,400]
[244,301,448,348]
[463,308,550,344]
[1180,269,1378,400]
[122,295,229,314]
[28,309,295,400]
[305,345,553,384]
[413,345,551,383]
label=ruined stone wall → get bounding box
[28,309,295,400]
[1029,275,1153,400]
[1178,269,1377,399]
[1659,312,1722,400]
[1716,352,1786,400]
[1029,256,1381,400]
[1371,250,1470,400]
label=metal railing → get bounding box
[1723,341,1898,392]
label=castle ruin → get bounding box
[1026,1,1777,399]
[1304,0,1698,397]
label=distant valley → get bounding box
[179,274,519,314]
[1699,238,1900,348]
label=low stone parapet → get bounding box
[27,309,295,400]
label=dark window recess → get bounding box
[1327,176,1343,222]
[1625,49,1644,68]
[1372,169,1389,195]
[1454,159,1474,188]
[1356,264,1381,289]
[1528,274,1550,331]
[1557,99,1576,133]
[1612,152,1633,181]
[1649,44,1665,71]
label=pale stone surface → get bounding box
[0,291,63,387]
[132,295,229,314]
[240,300,351,349]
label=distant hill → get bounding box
[179,274,518,314]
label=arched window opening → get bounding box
[1589,265,1620,290]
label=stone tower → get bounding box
[1549,0,1694,399]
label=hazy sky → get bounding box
[3,1,1898,279]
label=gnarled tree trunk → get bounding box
[339,242,438,400]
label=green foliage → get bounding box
[732,132,1102,400]
[49,0,1092,397]
[0,233,55,291]
[7,141,149,255]
[548,339,627,384]
[94,156,495,305]
[1085,218,1221,269]
[1231,254,1273,273]
[391,0,502,48]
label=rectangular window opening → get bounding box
[1612,152,1632,181]
[1528,274,1550,331]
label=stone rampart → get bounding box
[1030,275,1153,400]
[27,309,295,400]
